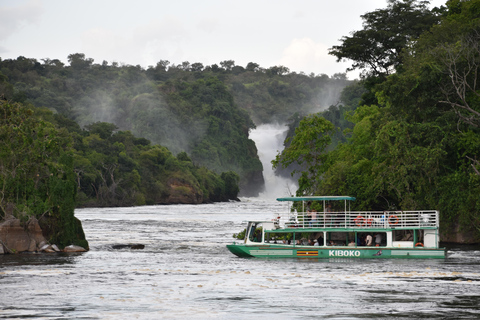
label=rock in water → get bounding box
[63,245,87,252]
[112,244,145,250]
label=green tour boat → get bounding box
[227,196,447,259]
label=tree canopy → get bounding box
[282,0,480,242]
[329,0,444,78]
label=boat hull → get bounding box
[226,244,447,259]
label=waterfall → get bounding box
[249,123,297,199]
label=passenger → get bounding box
[308,239,315,246]
[358,234,366,246]
[305,209,311,225]
[309,209,317,227]
[366,234,373,246]
[348,240,356,247]
[328,240,336,246]
[317,236,324,246]
[375,233,382,246]
[325,204,334,225]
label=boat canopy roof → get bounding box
[276,196,356,202]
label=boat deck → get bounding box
[275,210,439,230]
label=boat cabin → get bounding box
[243,196,441,249]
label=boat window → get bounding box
[356,232,386,246]
[265,232,293,244]
[393,230,413,241]
[248,223,262,243]
[393,229,423,244]
[325,232,355,246]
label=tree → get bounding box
[246,62,260,72]
[272,114,335,195]
[220,60,235,71]
[328,0,443,78]
[68,53,94,71]
[435,30,480,128]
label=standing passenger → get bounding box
[366,234,373,246]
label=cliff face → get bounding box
[166,178,203,204]
[239,170,265,197]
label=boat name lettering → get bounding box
[328,250,360,257]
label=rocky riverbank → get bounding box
[0,217,87,254]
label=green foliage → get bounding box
[0,53,353,196]
[71,122,240,206]
[273,114,335,194]
[0,100,88,248]
[233,228,246,240]
[328,0,444,78]
[306,1,480,241]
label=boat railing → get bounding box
[277,210,439,229]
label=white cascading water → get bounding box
[249,123,297,200]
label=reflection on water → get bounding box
[1,198,480,319]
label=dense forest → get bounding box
[0,50,350,197]
[275,0,480,243]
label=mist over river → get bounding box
[1,198,480,319]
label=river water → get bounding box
[1,198,479,319]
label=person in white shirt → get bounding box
[366,234,373,246]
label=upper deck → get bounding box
[274,210,439,230]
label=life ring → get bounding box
[366,218,373,226]
[415,242,424,247]
[354,215,366,227]
[388,215,399,225]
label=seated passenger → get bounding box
[348,240,356,247]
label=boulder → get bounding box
[63,245,87,252]
[0,217,47,253]
[112,244,145,250]
[39,244,56,253]
[39,244,50,252]
[26,217,47,246]
[0,219,32,252]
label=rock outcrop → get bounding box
[0,217,46,253]
[166,178,203,204]
[0,217,88,254]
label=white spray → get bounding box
[249,123,297,200]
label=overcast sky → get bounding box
[1,0,446,80]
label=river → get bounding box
[1,198,479,319]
